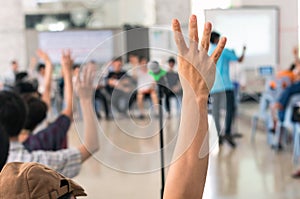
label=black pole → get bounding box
[158,85,165,199]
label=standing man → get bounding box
[208,31,246,147]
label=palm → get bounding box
[172,17,226,95]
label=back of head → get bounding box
[0,125,9,171]
[23,95,48,132]
[14,81,38,95]
[0,162,87,199]
[210,31,220,44]
[0,91,27,138]
[15,72,28,83]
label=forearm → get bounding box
[41,60,52,108]
[61,71,73,118]
[164,92,209,199]
[78,99,99,162]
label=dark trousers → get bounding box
[211,90,235,136]
[95,89,109,118]
[111,89,136,113]
[278,82,300,122]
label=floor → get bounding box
[68,101,300,199]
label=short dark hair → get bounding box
[72,64,80,70]
[15,72,28,83]
[37,64,45,72]
[23,95,48,132]
[0,91,27,137]
[168,57,176,64]
[0,125,9,171]
[14,81,38,94]
[289,63,296,71]
[11,60,17,65]
[138,55,147,63]
[210,31,220,44]
[112,56,123,63]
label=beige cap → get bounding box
[0,162,87,199]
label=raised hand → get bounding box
[163,15,226,199]
[61,50,73,74]
[36,49,51,63]
[75,64,96,101]
[172,15,226,95]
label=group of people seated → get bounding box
[255,47,300,177]
[1,51,183,122]
[103,55,182,119]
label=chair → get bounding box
[272,94,300,150]
[251,76,293,144]
[293,123,300,164]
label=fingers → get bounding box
[201,22,212,51]
[86,65,94,86]
[189,15,199,50]
[211,37,227,63]
[172,19,188,54]
[82,65,88,84]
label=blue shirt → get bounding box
[208,44,238,93]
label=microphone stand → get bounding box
[158,84,165,199]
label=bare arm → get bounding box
[60,50,73,118]
[75,65,99,162]
[293,47,300,66]
[163,15,226,199]
[37,50,52,108]
[237,46,246,62]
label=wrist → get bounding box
[79,97,92,104]
[182,91,208,103]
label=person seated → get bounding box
[164,57,182,117]
[1,63,99,178]
[123,52,139,79]
[136,56,159,119]
[86,61,110,120]
[106,57,135,114]
[270,48,300,136]
[0,162,87,198]
[15,51,74,152]
[0,125,9,171]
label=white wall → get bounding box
[23,0,156,27]
[0,0,26,74]
[235,0,298,70]
[155,0,191,25]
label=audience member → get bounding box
[19,50,74,151]
[0,162,87,198]
[165,57,182,117]
[208,31,246,147]
[106,57,135,114]
[136,56,158,119]
[0,125,9,171]
[1,62,99,178]
[124,53,139,79]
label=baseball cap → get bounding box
[0,162,87,199]
[147,61,160,74]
